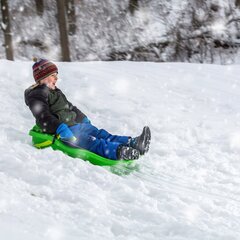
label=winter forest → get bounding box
[2,0,240,64]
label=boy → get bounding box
[24,58,151,160]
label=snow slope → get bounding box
[0,60,240,239]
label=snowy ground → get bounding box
[0,60,240,240]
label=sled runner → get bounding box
[29,125,134,166]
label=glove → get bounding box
[81,117,91,124]
[56,123,76,141]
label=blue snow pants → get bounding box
[68,123,130,160]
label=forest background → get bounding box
[1,0,240,64]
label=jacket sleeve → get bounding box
[60,90,87,123]
[71,105,87,123]
[25,86,61,134]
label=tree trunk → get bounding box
[129,0,139,15]
[56,0,71,61]
[65,0,76,35]
[35,0,44,16]
[236,0,240,7]
[1,0,14,60]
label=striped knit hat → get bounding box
[32,58,58,82]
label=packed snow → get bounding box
[0,60,240,239]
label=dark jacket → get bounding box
[24,84,86,134]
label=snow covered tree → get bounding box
[161,0,240,63]
[1,0,13,60]
[129,0,139,15]
[236,0,240,7]
[56,0,71,61]
[35,0,44,16]
[65,0,76,35]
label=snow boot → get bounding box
[130,126,151,155]
[117,146,140,160]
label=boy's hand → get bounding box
[56,123,75,140]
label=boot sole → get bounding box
[138,126,151,155]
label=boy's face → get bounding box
[40,72,58,90]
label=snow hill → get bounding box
[0,60,240,240]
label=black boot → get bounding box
[117,146,140,160]
[130,126,151,155]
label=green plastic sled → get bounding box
[29,125,134,167]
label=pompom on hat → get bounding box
[32,57,58,82]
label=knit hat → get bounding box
[32,58,58,82]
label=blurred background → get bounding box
[1,0,240,64]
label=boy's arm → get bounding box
[59,89,90,123]
[59,89,89,123]
[66,99,87,123]
[71,105,87,123]
[25,87,61,134]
